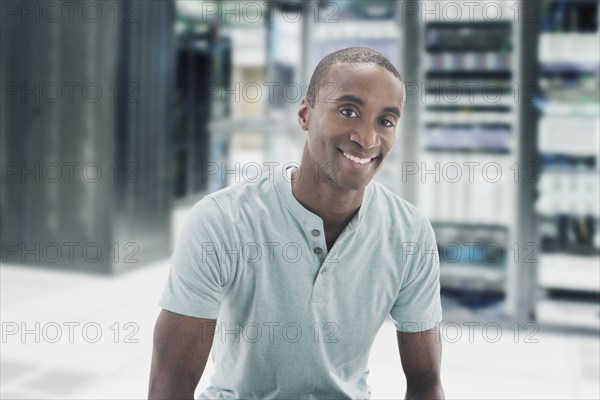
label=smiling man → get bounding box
[149,47,444,400]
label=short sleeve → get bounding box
[390,215,443,332]
[158,196,233,319]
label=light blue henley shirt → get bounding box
[159,164,443,399]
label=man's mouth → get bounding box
[340,151,377,165]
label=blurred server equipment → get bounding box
[414,2,525,319]
[1,1,176,274]
[173,25,231,198]
[533,0,600,331]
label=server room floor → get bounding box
[1,207,599,399]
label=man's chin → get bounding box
[330,174,373,192]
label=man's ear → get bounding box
[297,96,311,131]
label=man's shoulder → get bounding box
[369,179,430,232]
[201,171,280,217]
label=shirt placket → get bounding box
[305,223,335,304]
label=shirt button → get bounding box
[320,267,327,274]
[314,247,323,255]
[311,229,321,237]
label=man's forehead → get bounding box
[320,63,404,106]
[325,62,397,79]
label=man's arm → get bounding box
[397,326,444,400]
[148,309,217,399]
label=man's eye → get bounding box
[379,118,394,128]
[341,109,358,118]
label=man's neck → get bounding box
[290,165,365,228]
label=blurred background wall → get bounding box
[1,0,599,398]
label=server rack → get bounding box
[533,0,600,331]
[1,1,176,274]
[414,1,526,319]
[173,27,232,198]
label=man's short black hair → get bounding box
[306,47,403,107]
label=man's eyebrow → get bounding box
[383,106,401,118]
[334,94,364,105]
[335,94,401,118]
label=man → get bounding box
[149,47,444,399]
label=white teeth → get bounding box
[343,152,372,164]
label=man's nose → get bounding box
[350,122,379,150]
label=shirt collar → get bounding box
[273,164,374,231]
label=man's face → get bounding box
[298,63,404,191]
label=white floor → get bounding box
[1,207,599,399]
[2,259,599,399]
